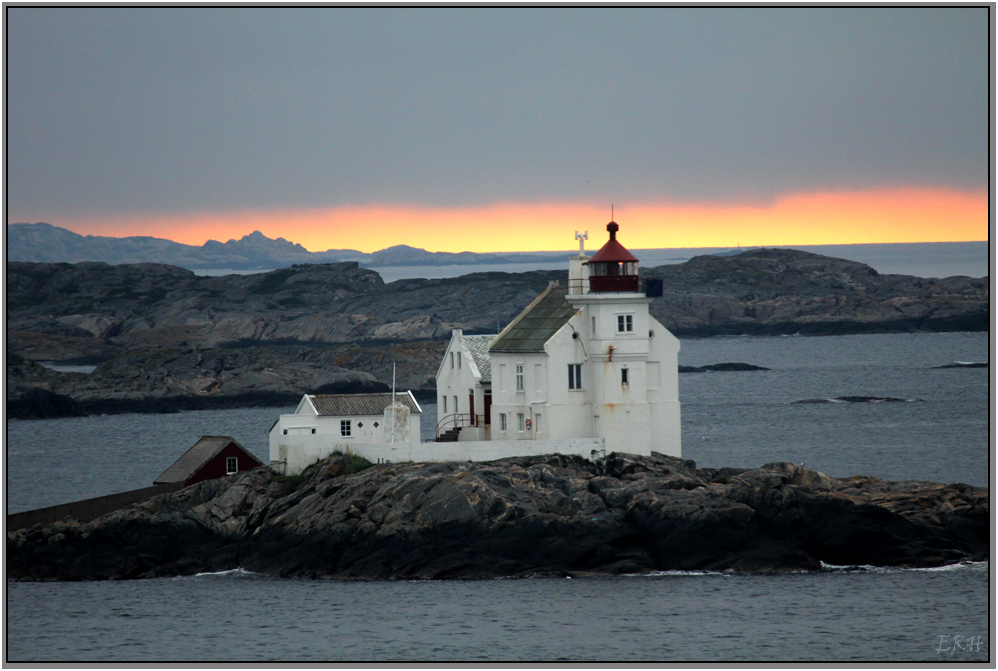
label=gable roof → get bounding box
[489,284,578,353]
[462,334,496,382]
[308,391,421,417]
[154,435,262,485]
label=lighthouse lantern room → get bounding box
[586,221,641,293]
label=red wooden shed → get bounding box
[153,435,264,487]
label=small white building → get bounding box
[270,391,422,470]
[435,331,496,441]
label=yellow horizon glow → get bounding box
[40,187,988,254]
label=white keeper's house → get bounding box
[435,220,682,457]
[269,219,681,474]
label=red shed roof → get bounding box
[154,435,263,485]
[587,221,639,264]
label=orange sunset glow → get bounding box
[55,188,987,253]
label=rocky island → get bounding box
[7,452,988,581]
[7,248,988,418]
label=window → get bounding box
[454,396,458,415]
[516,364,524,392]
[617,314,633,333]
[340,420,352,437]
[621,367,629,385]
[283,429,287,435]
[226,457,238,475]
[592,316,596,337]
[442,396,447,413]
[457,352,462,369]
[450,352,454,369]
[517,413,525,432]
[500,413,507,431]
[311,428,316,434]
[568,364,582,390]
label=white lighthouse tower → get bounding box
[564,220,682,455]
[486,219,681,456]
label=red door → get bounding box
[484,392,492,426]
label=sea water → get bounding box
[5,331,991,661]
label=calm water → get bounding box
[6,331,991,661]
[5,562,988,662]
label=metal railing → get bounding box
[434,412,471,439]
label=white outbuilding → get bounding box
[269,391,422,471]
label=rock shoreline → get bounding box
[7,452,988,581]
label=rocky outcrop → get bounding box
[7,452,988,581]
[679,362,770,373]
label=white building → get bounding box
[436,221,682,457]
[435,331,496,441]
[269,391,422,471]
[273,220,680,474]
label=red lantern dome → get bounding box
[586,222,639,292]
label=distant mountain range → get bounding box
[7,223,570,271]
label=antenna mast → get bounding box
[391,362,396,444]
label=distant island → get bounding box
[7,222,573,270]
[7,247,988,418]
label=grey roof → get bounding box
[462,334,496,382]
[490,284,578,352]
[308,391,421,417]
[154,435,261,485]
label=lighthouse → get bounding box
[486,219,682,457]
[562,220,681,455]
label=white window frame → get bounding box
[226,456,238,475]
[568,363,582,390]
[617,314,634,333]
[517,413,525,432]
[621,367,629,385]
[515,364,524,392]
[500,413,507,431]
[442,396,447,414]
[340,419,352,437]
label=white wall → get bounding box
[490,351,549,440]
[277,437,606,474]
[270,412,421,463]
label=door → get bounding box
[484,392,492,426]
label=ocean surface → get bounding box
[6,331,991,662]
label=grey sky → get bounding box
[6,7,989,219]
